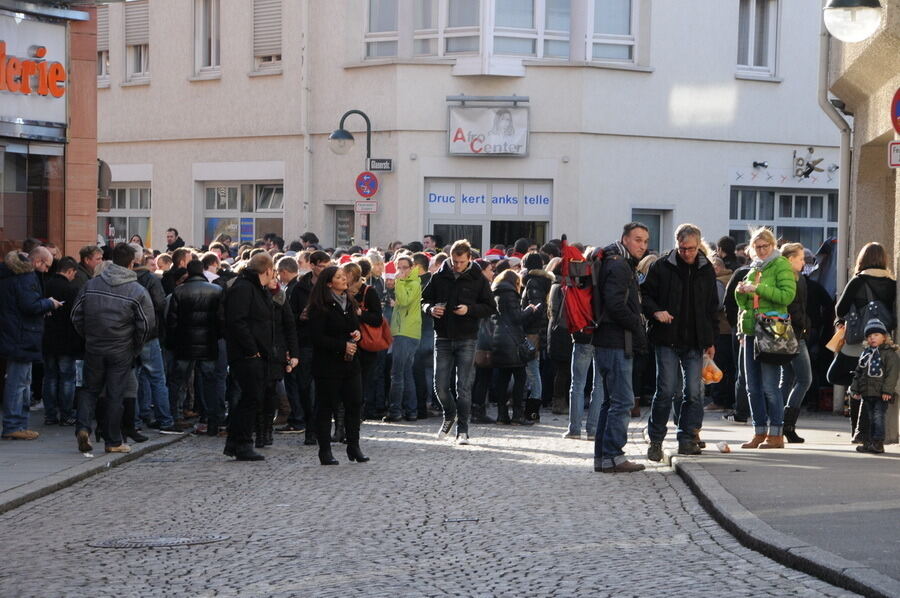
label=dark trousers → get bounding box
[227,358,266,445]
[315,374,362,449]
[284,346,314,426]
[492,366,526,414]
[472,367,492,407]
[76,352,135,448]
[710,333,736,408]
[861,396,888,441]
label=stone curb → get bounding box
[665,448,900,598]
[0,431,190,516]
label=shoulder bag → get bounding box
[358,285,393,352]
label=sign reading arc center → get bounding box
[448,106,529,157]
[0,42,66,98]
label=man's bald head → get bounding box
[29,246,53,273]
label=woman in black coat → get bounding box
[830,242,897,442]
[344,261,383,430]
[546,260,572,415]
[490,269,538,425]
[520,252,553,421]
[307,266,368,465]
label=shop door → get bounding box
[490,221,547,249]
[432,222,485,252]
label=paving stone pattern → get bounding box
[0,416,858,597]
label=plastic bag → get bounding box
[701,354,723,385]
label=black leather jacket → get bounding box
[166,275,224,361]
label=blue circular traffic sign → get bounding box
[356,171,379,198]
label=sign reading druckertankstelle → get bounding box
[448,106,529,157]
[0,12,68,127]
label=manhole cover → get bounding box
[87,535,230,549]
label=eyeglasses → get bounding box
[677,246,699,253]
[753,243,772,251]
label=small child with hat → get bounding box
[850,318,900,454]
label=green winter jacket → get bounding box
[391,272,422,340]
[735,255,796,335]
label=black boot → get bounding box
[346,442,369,463]
[255,414,266,449]
[265,417,274,446]
[331,404,346,443]
[525,398,542,422]
[495,395,511,425]
[303,430,317,446]
[783,407,805,443]
[318,438,338,465]
[234,442,265,461]
[223,438,236,457]
[471,403,495,424]
[511,399,533,426]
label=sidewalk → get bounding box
[0,410,187,515]
[642,409,900,598]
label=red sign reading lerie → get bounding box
[0,41,66,98]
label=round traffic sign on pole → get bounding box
[892,88,900,135]
[355,171,379,198]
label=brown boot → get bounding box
[759,435,784,449]
[741,434,767,449]
[693,430,706,449]
[630,397,642,418]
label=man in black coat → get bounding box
[165,227,186,253]
[592,223,649,473]
[166,260,225,435]
[641,224,720,460]
[223,252,278,460]
[421,240,496,443]
[42,257,83,426]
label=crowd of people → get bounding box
[0,221,895,469]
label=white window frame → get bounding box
[736,0,778,76]
[255,53,282,70]
[729,187,836,246]
[97,50,110,84]
[541,0,572,60]
[588,0,638,64]
[194,0,221,75]
[202,182,284,244]
[126,44,150,81]
[493,0,537,57]
[365,0,400,59]
[99,186,152,246]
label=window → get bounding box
[366,0,399,58]
[494,0,536,56]
[97,5,109,84]
[203,183,284,244]
[737,0,777,75]
[334,207,356,247]
[414,0,439,55]
[592,0,635,61]
[125,0,150,81]
[632,208,670,254]
[729,187,836,250]
[544,0,571,58]
[195,0,221,73]
[253,0,282,69]
[446,0,480,53]
[98,186,151,247]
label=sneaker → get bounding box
[647,441,663,462]
[192,423,208,435]
[562,432,581,440]
[276,424,305,433]
[382,415,403,423]
[76,429,93,453]
[722,412,748,423]
[677,440,702,456]
[437,416,457,440]
[404,415,418,422]
[2,429,39,440]
[157,425,184,435]
[105,444,131,454]
[456,433,470,445]
[60,416,76,426]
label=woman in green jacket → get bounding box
[735,228,796,449]
[384,255,422,422]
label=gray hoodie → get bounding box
[72,263,155,357]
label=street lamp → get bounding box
[328,109,373,247]
[823,0,882,43]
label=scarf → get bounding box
[332,290,348,312]
[859,346,884,378]
[749,248,781,271]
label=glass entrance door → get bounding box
[432,223,485,252]
[489,220,547,249]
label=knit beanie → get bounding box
[864,318,888,337]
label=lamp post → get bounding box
[823,0,882,42]
[329,110,373,248]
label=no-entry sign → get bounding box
[355,171,379,198]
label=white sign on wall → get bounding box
[0,14,68,126]
[424,178,552,218]
[448,106,529,156]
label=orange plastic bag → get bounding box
[701,354,724,385]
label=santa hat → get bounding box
[508,256,522,267]
[384,260,397,279]
[511,252,525,260]
[485,248,505,262]
[339,254,352,264]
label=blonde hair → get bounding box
[747,227,777,259]
[340,261,362,284]
[780,242,804,260]
[491,268,521,293]
[637,254,659,276]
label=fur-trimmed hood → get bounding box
[1,251,33,277]
[524,268,555,282]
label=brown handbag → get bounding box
[358,285,393,352]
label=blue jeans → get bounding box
[592,348,635,467]
[862,396,888,441]
[173,359,223,427]
[43,354,76,422]
[525,356,542,400]
[388,336,418,418]
[434,337,476,435]
[781,340,812,410]
[568,343,603,436]
[2,360,32,434]
[136,339,174,428]
[365,349,388,415]
[649,346,703,443]
[744,336,784,436]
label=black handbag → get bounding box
[517,336,537,363]
[844,281,894,345]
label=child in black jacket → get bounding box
[850,319,900,454]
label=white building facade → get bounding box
[97,0,841,253]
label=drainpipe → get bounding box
[817,17,852,413]
[301,0,312,234]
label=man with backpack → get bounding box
[592,223,650,473]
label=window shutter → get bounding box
[97,5,109,52]
[253,0,282,57]
[125,0,150,46]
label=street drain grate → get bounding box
[87,535,230,549]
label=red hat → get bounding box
[485,248,505,261]
[511,252,525,259]
[339,254,352,264]
[384,260,397,279]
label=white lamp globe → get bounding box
[328,129,355,155]
[824,0,882,43]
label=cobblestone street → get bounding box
[0,416,858,598]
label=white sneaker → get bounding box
[437,416,457,440]
[456,433,470,445]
